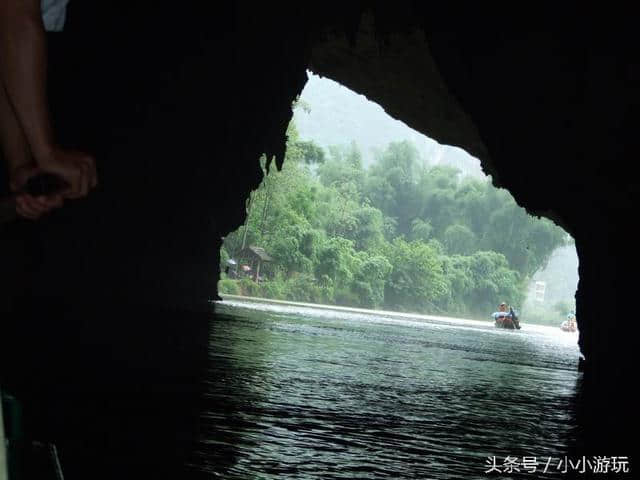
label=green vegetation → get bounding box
[220,114,567,321]
[522,298,577,326]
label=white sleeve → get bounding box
[41,0,70,32]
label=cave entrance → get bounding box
[218,72,579,330]
[205,72,583,478]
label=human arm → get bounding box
[0,70,62,219]
[0,0,96,198]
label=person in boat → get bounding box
[492,302,520,329]
[561,313,577,332]
[492,302,510,327]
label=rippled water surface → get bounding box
[193,300,582,479]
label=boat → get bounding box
[493,306,521,330]
[560,314,577,332]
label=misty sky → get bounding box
[294,72,485,178]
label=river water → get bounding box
[192,299,582,479]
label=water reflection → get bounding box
[194,301,581,479]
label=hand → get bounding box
[10,164,64,220]
[37,146,97,199]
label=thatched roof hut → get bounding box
[237,246,273,282]
[238,246,273,263]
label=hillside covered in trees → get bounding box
[219,111,568,321]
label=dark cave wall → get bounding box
[0,1,636,476]
[2,3,312,478]
[2,2,313,310]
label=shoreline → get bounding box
[216,294,497,328]
[215,294,578,333]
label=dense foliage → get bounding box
[220,118,567,320]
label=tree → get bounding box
[317,141,365,194]
[269,224,315,276]
[463,251,523,317]
[364,141,424,235]
[383,238,449,313]
[314,236,356,288]
[553,299,574,316]
[443,224,477,255]
[220,126,570,323]
[409,218,433,242]
[296,140,326,165]
[350,204,385,251]
[350,253,392,308]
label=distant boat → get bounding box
[560,314,577,332]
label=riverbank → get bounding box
[216,294,495,329]
[215,294,580,334]
[217,294,580,331]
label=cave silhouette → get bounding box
[0,2,635,478]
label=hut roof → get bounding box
[239,245,273,262]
